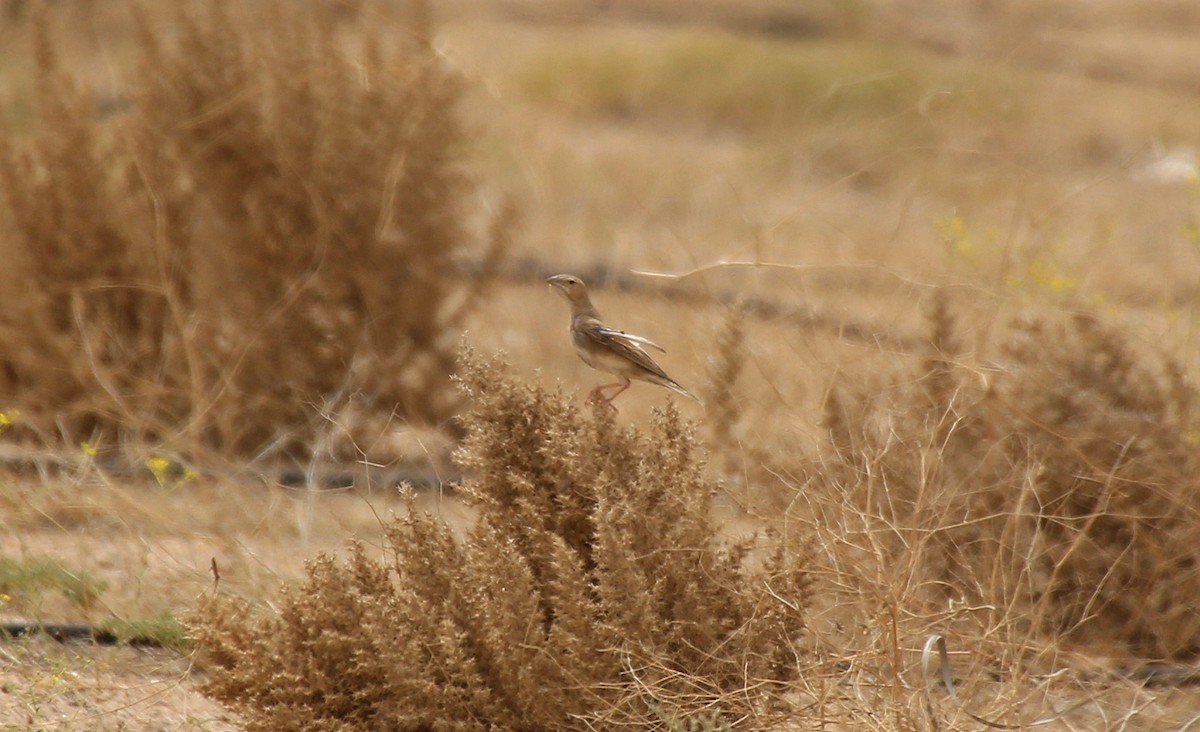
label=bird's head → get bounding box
[546,274,589,304]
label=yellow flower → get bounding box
[1027,259,1077,292]
[935,212,975,256]
[146,455,196,489]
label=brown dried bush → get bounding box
[0,1,503,457]
[189,349,811,730]
[823,295,1200,662]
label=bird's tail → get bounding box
[665,380,703,405]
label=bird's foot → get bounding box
[586,384,622,411]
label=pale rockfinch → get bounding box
[547,274,699,406]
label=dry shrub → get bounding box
[189,349,811,730]
[0,1,504,457]
[823,292,1200,662]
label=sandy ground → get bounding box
[0,638,236,731]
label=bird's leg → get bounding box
[586,379,629,410]
[597,378,631,404]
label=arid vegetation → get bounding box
[2,0,1200,729]
[0,0,506,458]
[191,351,809,729]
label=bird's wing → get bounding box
[594,325,666,353]
[577,320,673,380]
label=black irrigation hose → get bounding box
[1,621,163,648]
[4,619,1199,688]
[274,467,460,491]
[464,255,929,353]
[0,448,459,493]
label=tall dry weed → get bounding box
[703,304,747,448]
[0,1,506,458]
[189,349,811,730]
[820,301,1200,662]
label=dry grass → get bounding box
[771,300,1200,729]
[3,0,1200,729]
[815,299,1200,658]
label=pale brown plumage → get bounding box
[547,274,700,406]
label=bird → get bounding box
[546,274,700,406]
